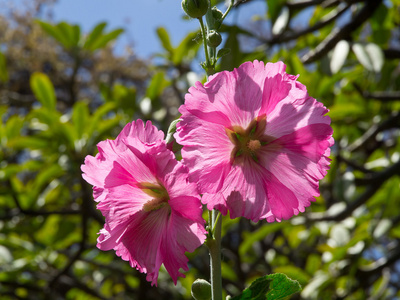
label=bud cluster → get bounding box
[181,0,234,76]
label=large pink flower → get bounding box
[81,120,206,286]
[175,60,333,223]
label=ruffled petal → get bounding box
[176,107,233,194]
[82,119,205,286]
[178,60,333,222]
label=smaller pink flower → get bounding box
[81,120,206,286]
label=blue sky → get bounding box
[51,0,200,57]
[48,0,266,58]
[0,0,267,58]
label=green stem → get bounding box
[198,17,214,77]
[221,0,234,23]
[207,210,222,300]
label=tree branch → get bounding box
[354,83,400,101]
[346,111,400,153]
[307,160,400,222]
[276,3,350,43]
[286,0,325,9]
[301,0,383,64]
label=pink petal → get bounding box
[176,109,233,194]
[265,96,331,139]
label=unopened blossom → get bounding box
[175,60,333,222]
[81,120,206,285]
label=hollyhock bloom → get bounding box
[175,60,333,223]
[81,120,206,286]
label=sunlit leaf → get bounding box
[83,22,107,51]
[272,6,289,36]
[230,273,301,300]
[36,20,70,48]
[173,31,200,65]
[146,72,168,101]
[72,101,89,139]
[87,28,124,51]
[365,43,384,72]
[30,72,56,110]
[330,40,350,74]
[157,27,174,55]
[352,43,384,72]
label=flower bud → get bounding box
[211,7,223,29]
[181,0,209,19]
[207,30,222,47]
[211,7,223,21]
[191,279,211,300]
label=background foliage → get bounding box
[1,0,400,299]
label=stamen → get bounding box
[247,139,261,152]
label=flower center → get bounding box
[247,139,261,152]
[226,115,275,163]
[139,182,170,212]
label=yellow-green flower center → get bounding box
[226,115,275,164]
[139,182,170,212]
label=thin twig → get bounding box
[301,0,383,64]
[346,111,400,153]
[354,83,400,101]
[307,160,400,222]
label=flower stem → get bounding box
[207,210,222,300]
[198,16,215,77]
[221,0,234,23]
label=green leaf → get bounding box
[156,27,174,55]
[30,72,56,110]
[146,72,168,101]
[37,20,81,49]
[86,102,116,137]
[230,273,301,300]
[0,51,8,82]
[83,22,107,51]
[72,101,89,139]
[86,28,124,51]
[217,48,231,59]
[8,136,49,150]
[57,22,81,48]
[173,31,200,65]
[239,223,283,257]
[36,20,71,48]
[266,0,286,23]
[219,26,241,71]
[273,266,311,286]
[4,115,24,140]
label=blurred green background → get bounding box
[1,0,400,299]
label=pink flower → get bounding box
[175,60,334,223]
[81,120,206,286]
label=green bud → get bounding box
[211,7,223,21]
[191,279,212,300]
[211,7,223,29]
[181,0,209,19]
[207,30,222,47]
[165,118,181,144]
